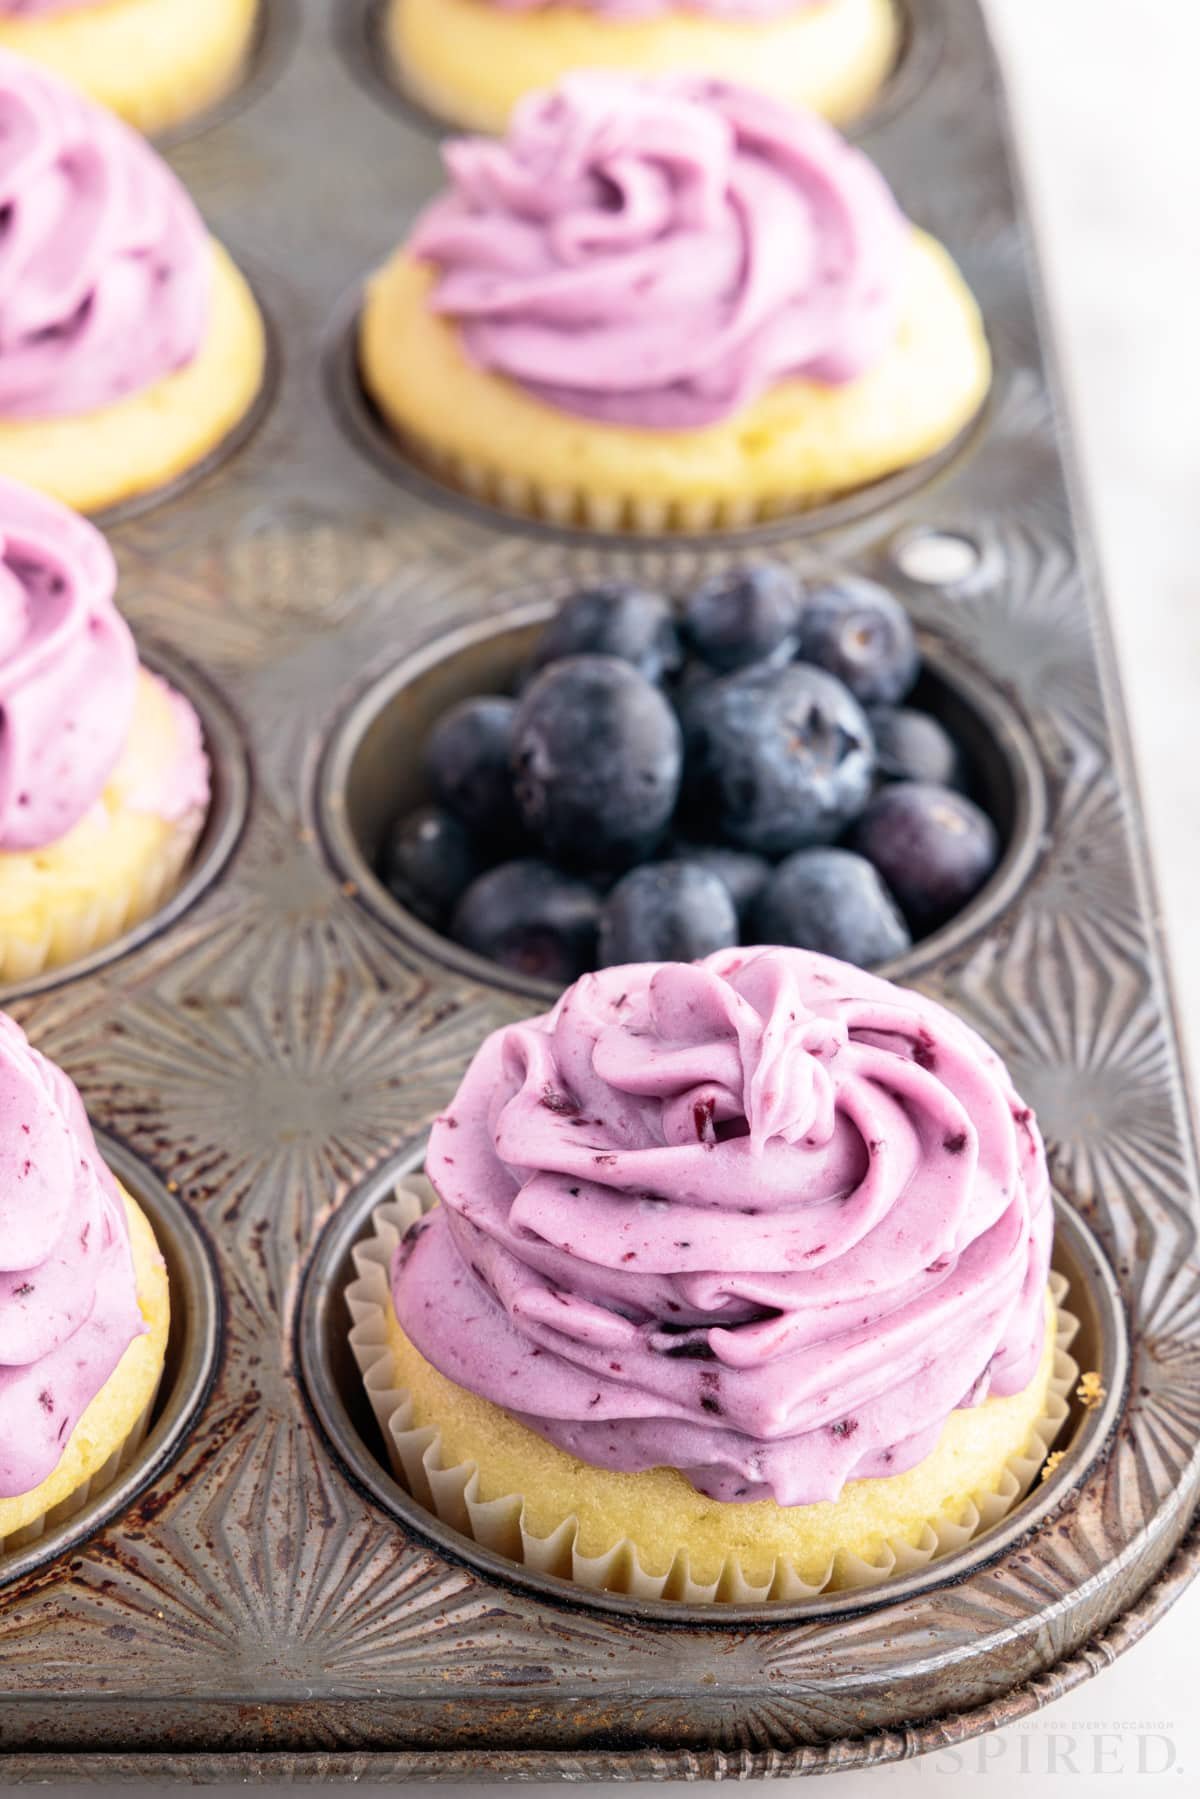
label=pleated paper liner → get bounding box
[347,1177,1080,1605]
[0,805,205,986]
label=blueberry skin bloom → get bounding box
[424,695,522,841]
[451,859,600,983]
[853,781,999,930]
[683,662,876,858]
[529,583,682,686]
[753,847,911,967]
[795,576,919,706]
[512,656,684,874]
[681,563,803,674]
[380,804,481,928]
[867,704,966,790]
[598,861,739,967]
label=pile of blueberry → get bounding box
[379,567,1000,983]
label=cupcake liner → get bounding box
[0,805,205,986]
[0,1370,162,1555]
[402,429,841,536]
[347,1178,1080,1604]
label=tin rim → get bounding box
[298,1145,1126,1626]
[0,642,251,1006]
[0,1134,221,1590]
[315,595,1048,1002]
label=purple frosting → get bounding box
[409,74,906,429]
[394,949,1054,1507]
[0,48,211,420]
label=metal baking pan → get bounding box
[2,0,1197,1778]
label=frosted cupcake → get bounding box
[0,1012,169,1550]
[0,51,266,514]
[349,948,1075,1602]
[360,75,990,533]
[0,1,259,137]
[0,478,211,984]
[389,0,899,134]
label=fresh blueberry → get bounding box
[682,563,803,674]
[379,805,481,928]
[512,656,683,873]
[529,583,682,686]
[852,782,999,931]
[598,862,739,967]
[795,577,919,706]
[867,705,966,790]
[752,848,911,967]
[451,860,600,983]
[424,696,522,841]
[682,663,875,857]
[673,846,772,926]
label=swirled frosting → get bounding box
[396,948,1053,1506]
[0,476,137,850]
[0,48,211,420]
[409,74,906,429]
[0,1012,144,1498]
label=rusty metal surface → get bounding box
[1,0,1198,1776]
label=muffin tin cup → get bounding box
[0,1135,221,1590]
[316,592,1047,1000]
[0,642,251,1006]
[340,0,944,146]
[3,0,1197,1775]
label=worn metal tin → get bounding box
[1,0,1197,1778]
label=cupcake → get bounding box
[0,1012,169,1550]
[0,0,259,137]
[359,75,990,534]
[349,948,1075,1602]
[0,478,211,984]
[0,51,266,514]
[389,0,899,134]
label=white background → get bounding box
[44,0,1200,1790]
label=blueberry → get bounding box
[512,656,683,873]
[673,846,771,925]
[752,848,911,967]
[682,663,875,857]
[682,563,803,673]
[530,583,682,686]
[598,862,739,967]
[451,860,600,983]
[795,577,919,706]
[424,696,522,841]
[867,705,965,789]
[852,782,999,931]
[379,805,481,928]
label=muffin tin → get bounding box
[1,0,1196,1778]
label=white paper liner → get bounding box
[0,806,205,985]
[0,1370,162,1555]
[402,432,843,536]
[347,1177,1080,1604]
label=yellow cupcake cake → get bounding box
[351,948,1072,1602]
[0,52,266,515]
[389,0,898,134]
[0,1016,169,1549]
[0,480,211,985]
[0,0,259,137]
[360,75,989,534]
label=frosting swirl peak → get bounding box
[397,949,1053,1505]
[0,1013,144,1497]
[410,74,907,428]
[0,48,211,419]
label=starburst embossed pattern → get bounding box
[0,0,1197,1778]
